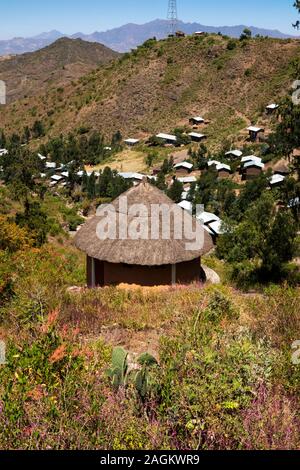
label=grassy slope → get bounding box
[0,37,120,103]
[1,35,300,151]
[1,237,299,449]
[85,148,148,173]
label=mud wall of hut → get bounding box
[243,167,262,180]
[87,256,203,287]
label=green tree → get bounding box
[217,192,298,283]
[0,129,6,148]
[293,2,300,29]
[233,172,270,221]
[87,172,96,200]
[111,131,122,150]
[23,126,31,144]
[174,129,191,146]
[215,180,237,218]
[227,39,237,50]
[67,163,81,195]
[268,97,299,161]
[240,28,252,41]
[190,144,208,170]
[32,120,45,138]
[1,145,39,192]
[279,177,300,222]
[15,200,49,247]
[167,179,184,203]
[261,210,297,274]
[145,151,157,168]
[161,157,174,175]
[193,168,218,208]
[155,172,167,191]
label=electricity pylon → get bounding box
[167,0,178,36]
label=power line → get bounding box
[167,0,178,36]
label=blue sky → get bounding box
[0,0,298,39]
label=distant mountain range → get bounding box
[0,19,298,55]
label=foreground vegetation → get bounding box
[0,158,298,449]
[0,238,299,449]
[0,15,299,449]
[0,156,298,449]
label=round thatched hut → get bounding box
[74,180,213,287]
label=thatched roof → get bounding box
[74,181,213,266]
[273,162,290,175]
[292,149,300,157]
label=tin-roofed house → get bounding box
[269,174,285,188]
[196,211,224,243]
[124,138,140,147]
[119,172,145,185]
[177,200,193,214]
[242,159,265,180]
[188,132,206,143]
[174,161,193,176]
[177,176,197,185]
[225,150,243,159]
[266,103,279,115]
[156,133,177,146]
[189,116,205,126]
[247,126,264,142]
[216,163,231,179]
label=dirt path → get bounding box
[99,326,165,359]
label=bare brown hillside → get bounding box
[1,35,300,148]
[0,37,120,103]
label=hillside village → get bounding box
[0,31,299,297]
[1,93,297,244]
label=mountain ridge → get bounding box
[0,19,298,55]
[1,34,299,150]
[0,37,119,103]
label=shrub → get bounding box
[16,200,50,247]
[154,309,274,449]
[242,386,300,450]
[0,216,32,252]
[240,28,252,41]
[227,40,237,50]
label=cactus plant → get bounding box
[107,347,158,397]
[112,347,128,373]
[137,352,158,367]
[135,353,158,399]
[106,347,128,389]
[134,369,148,399]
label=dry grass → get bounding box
[0,38,119,104]
[85,149,148,173]
[2,36,300,151]
[59,283,249,350]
